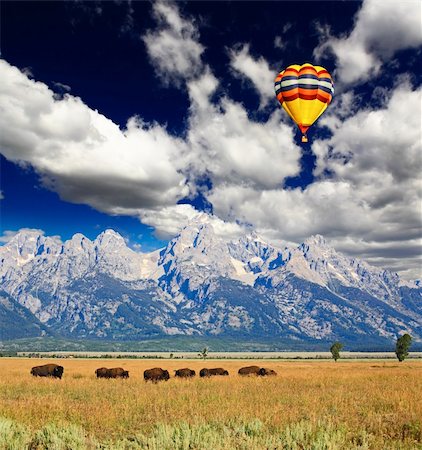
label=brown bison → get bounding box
[238,365,261,376]
[95,367,129,378]
[144,367,170,382]
[200,368,229,377]
[238,366,277,376]
[31,364,64,379]
[259,368,277,376]
[174,368,196,378]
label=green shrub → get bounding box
[0,416,412,450]
[111,419,371,450]
[0,417,29,450]
[28,422,96,450]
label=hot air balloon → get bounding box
[274,63,334,143]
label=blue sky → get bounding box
[0,0,421,278]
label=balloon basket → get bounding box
[301,135,308,143]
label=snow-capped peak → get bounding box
[9,228,44,242]
[95,229,126,249]
[9,229,44,255]
[304,234,328,247]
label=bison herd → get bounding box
[30,363,277,381]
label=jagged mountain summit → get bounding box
[0,216,421,347]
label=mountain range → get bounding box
[1,214,421,349]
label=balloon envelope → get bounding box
[274,63,334,142]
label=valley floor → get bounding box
[14,350,422,359]
[0,358,421,449]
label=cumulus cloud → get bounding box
[229,44,275,106]
[314,0,422,85]
[209,181,375,242]
[186,72,301,189]
[142,1,204,85]
[313,83,422,184]
[0,59,190,215]
[138,204,199,239]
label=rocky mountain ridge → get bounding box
[1,215,421,346]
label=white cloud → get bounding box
[274,23,292,50]
[209,181,375,242]
[274,36,284,50]
[186,72,301,190]
[0,59,190,215]
[142,1,204,85]
[120,0,135,35]
[129,242,143,253]
[138,204,200,239]
[314,0,422,85]
[314,84,422,184]
[229,44,275,107]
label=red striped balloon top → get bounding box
[274,65,334,105]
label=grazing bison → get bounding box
[200,368,229,377]
[31,364,64,379]
[144,368,170,382]
[238,366,261,376]
[259,368,277,376]
[95,367,129,379]
[174,368,196,378]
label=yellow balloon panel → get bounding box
[282,98,327,127]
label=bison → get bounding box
[259,368,277,376]
[144,367,170,382]
[200,368,229,377]
[238,366,277,376]
[238,365,262,376]
[95,367,129,379]
[31,364,64,379]
[174,368,196,378]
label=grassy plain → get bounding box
[0,358,421,449]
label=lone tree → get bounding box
[395,334,412,362]
[330,342,343,362]
[198,347,208,361]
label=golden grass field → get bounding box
[0,358,421,449]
